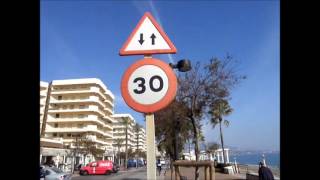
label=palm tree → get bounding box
[134,123,141,168]
[114,138,124,165]
[209,99,233,165]
[134,123,141,152]
[122,117,130,170]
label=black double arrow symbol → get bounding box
[138,33,156,45]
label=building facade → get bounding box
[40,78,115,166]
[132,127,147,152]
[40,81,67,168]
[112,114,136,153]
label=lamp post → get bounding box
[169,59,192,161]
[169,59,192,72]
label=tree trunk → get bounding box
[125,125,128,170]
[189,139,191,157]
[83,154,86,166]
[136,132,139,168]
[219,119,226,165]
[40,82,52,137]
[118,146,121,166]
[190,116,200,180]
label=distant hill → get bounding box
[183,142,279,155]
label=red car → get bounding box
[80,160,114,175]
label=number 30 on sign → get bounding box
[121,58,177,113]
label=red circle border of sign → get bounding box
[121,58,177,114]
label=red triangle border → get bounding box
[119,12,177,56]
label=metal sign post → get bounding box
[119,12,178,180]
[144,55,156,180]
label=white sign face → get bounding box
[125,17,171,51]
[128,65,169,105]
[119,12,176,55]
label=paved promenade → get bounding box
[160,167,245,180]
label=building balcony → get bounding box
[51,88,112,103]
[47,117,113,130]
[104,99,114,108]
[48,108,105,117]
[40,92,47,97]
[97,127,113,138]
[46,126,113,138]
[50,99,107,110]
[102,116,114,123]
[133,139,145,143]
[96,138,112,146]
[61,137,112,147]
[113,130,134,134]
[103,108,113,115]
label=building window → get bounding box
[55,114,60,118]
[67,133,71,137]
[62,105,67,109]
[79,105,86,109]
[70,105,74,109]
[59,133,63,137]
[58,96,62,100]
[78,114,87,118]
[77,124,83,128]
[53,133,57,137]
[54,123,58,128]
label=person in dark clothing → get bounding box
[258,162,274,180]
[156,159,162,176]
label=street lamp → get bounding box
[169,59,192,161]
[169,59,192,72]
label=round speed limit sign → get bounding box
[121,58,177,113]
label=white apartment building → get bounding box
[40,81,66,167]
[112,114,137,153]
[132,127,147,152]
[42,78,115,165]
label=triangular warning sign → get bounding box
[119,12,177,56]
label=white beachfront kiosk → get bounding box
[214,148,230,164]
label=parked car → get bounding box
[40,166,45,180]
[80,160,114,175]
[127,159,144,168]
[42,166,72,180]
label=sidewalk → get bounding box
[159,167,245,180]
[119,166,147,173]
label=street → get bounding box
[72,168,149,180]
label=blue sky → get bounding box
[41,0,279,151]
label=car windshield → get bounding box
[50,167,63,173]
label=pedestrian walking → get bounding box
[258,162,274,180]
[157,159,162,176]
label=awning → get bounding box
[40,147,71,156]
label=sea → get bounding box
[229,152,280,168]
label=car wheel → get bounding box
[81,170,88,176]
[105,170,111,175]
